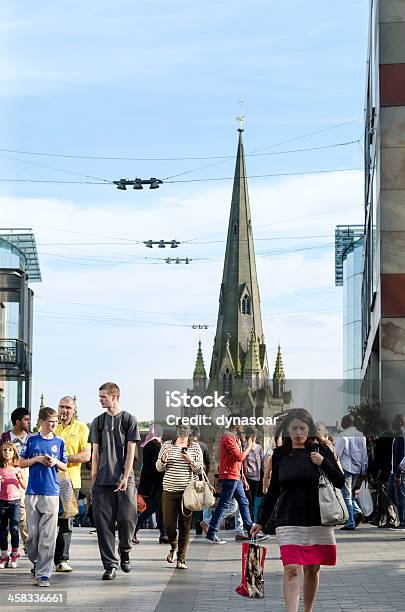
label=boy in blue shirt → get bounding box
[20,407,67,587]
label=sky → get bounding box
[0,0,369,423]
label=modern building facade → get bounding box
[0,229,41,432]
[335,225,364,408]
[361,0,405,424]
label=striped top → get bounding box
[156,441,203,492]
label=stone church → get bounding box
[186,125,292,469]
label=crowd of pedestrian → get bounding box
[0,389,404,611]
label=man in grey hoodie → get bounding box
[335,414,368,530]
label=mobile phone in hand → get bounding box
[181,447,188,454]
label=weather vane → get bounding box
[236,98,244,131]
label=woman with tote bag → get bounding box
[252,408,344,612]
[156,421,203,569]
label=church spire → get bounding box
[193,340,207,393]
[244,330,261,373]
[193,341,207,379]
[208,126,267,393]
[273,345,286,398]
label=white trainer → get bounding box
[55,561,73,572]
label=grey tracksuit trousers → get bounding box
[25,494,59,579]
[92,483,137,569]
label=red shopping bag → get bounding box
[235,541,266,599]
[136,494,147,513]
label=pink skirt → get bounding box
[276,525,337,566]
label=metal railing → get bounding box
[0,339,29,371]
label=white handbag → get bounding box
[318,469,349,526]
[182,469,215,516]
[399,455,405,473]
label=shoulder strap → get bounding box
[97,413,107,446]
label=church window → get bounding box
[228,374,233,396]
[222,369,233,395]
[242,295,251,315]
[234,223,238,236]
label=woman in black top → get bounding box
[133,424,168,544]
[252,408,344,612]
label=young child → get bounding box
[0,442,26,568]
[20,407,67,587]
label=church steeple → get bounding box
[193,340,207,393]
[273,345,286,398]
[209,126,267,394]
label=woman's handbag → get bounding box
[318,468,348,526]
[182,469,215,516]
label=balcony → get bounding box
[0,339,31,376]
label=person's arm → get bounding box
[91,443,100,486]
[16,469,27,490]
[156,442,171,472]
[262,453,272,494]
[314,446,345,489]
[361,437,368,476]
[334,436,345,459]
[68,448,91,464]
[47,455,67,471]
[115,441,137,491]
[252,450,281,534]
[202,445,210,473]
[181,444,203,474]
[222,435,253,462]
[19,438,48,468]
[20,455,48,468]
[259,446,264,473]
[68,425,91,464]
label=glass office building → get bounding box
[335,226,364,409]
[0,230,41,432]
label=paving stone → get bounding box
[0,525,404,611]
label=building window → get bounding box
[222,368,233,395]
[242,295,251,315]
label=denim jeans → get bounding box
[0,500,20,550]
[342,470,361,528]
[207,479,252,537]
[388,473,405,526]
[206,498,244,534]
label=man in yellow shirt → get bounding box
[55,396,91,572]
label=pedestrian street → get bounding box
[1,524,404,612]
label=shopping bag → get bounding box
[355,481,374,517]
[235,541,266,599]
[58,472,78,519]
[137,494,147,513]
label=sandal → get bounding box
[166,547,177,563]
[176,559,188,569]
